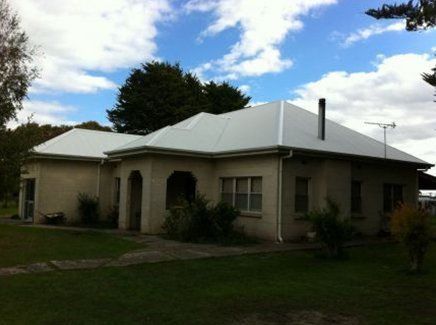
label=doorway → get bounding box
[128,171,142,231]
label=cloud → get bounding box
[8,100,77,128]
[10,0,173,93]
[337,21,404,47]
[186,0,337,79]
[291,53,436,174]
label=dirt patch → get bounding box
[233,310,359,325]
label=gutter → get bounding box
[277,150,293,243]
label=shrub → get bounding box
[106,206,119,228]
[162,194,241,243]
[77,193,99,225]
[390,203,431,273]
[308,199,354,258]
[211,201,239,237]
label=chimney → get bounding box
[318,98,326,140]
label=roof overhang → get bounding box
[29,152,105,162]
[419,172,436,190]
[105,144,432,168]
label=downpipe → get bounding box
[277,150,293,243]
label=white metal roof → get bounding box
[33,101,431,166]
[107,101,430,166]
[32,128,142,159]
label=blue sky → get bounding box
[9,0,436,173]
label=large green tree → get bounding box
[0,0,38,127]
[107,62,250,134]
[366,0,436,87]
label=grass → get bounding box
[0,224,143,267]
[0,243,435,324]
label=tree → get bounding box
[203,81,250,114]
[390,203,431,273]
[366,1,436,89]
[75,121,112,132]
[0,0,38,127]
[107,61,250,134]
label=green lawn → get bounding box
[0,224,143,267]
[1,243,435,324]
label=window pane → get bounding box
[235,193,248,210]
[295,195,308,213]
[393,185,403,206]
[351,181,361,198]
[222,178,233,193]
[250,193,262,212]
[351,181,361,213]
[295,177,308,195]
[221,193,233,205]
[236,178,248,193]
[251,177,262,193]
[383,184,393,213]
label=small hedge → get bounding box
[77,193,99,225]
[308,199,354,258]
[162,194,242,243]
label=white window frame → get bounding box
[220,177,262,213]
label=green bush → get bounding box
[211,201,239,237]
[391,203,431,273]
[77,193,99,225]
[308,199,354,258]
[162,194,240,243]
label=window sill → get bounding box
[239,212,262,219]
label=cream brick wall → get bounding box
[281,155,419,240]
[214,155,280,240]
[21,153,419,241]
[20,159,118,223]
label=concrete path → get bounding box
[0,225,392,277]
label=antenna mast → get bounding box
[364,121,396,159]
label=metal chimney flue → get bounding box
[318,98,326,140]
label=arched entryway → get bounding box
[166,171,196,209]
[128,170,142,230]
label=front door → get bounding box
[23,179,36,220]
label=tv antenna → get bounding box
[364,121,396,159]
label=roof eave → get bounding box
[29,152,105,162]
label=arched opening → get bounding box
[166,171,197,209]
[128,170,142,230]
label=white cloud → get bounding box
[8,100,77,128]
[10,0,172,93]
[291,53,436,175]
[338,21,404,47]
[186,0,336,79]
[239,84,251,94]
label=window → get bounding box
[114,177,121,206]
[351,181,362,213]
[295,177,309,213]
[383,183,403,213]
[220,177,262,213]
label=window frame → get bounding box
[220,176,263,214]
[351,180,362,214]
[294,177,310,214]
[383,183,403,213]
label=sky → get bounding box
[8,0,436,175]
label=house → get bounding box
[19,100,433,241]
